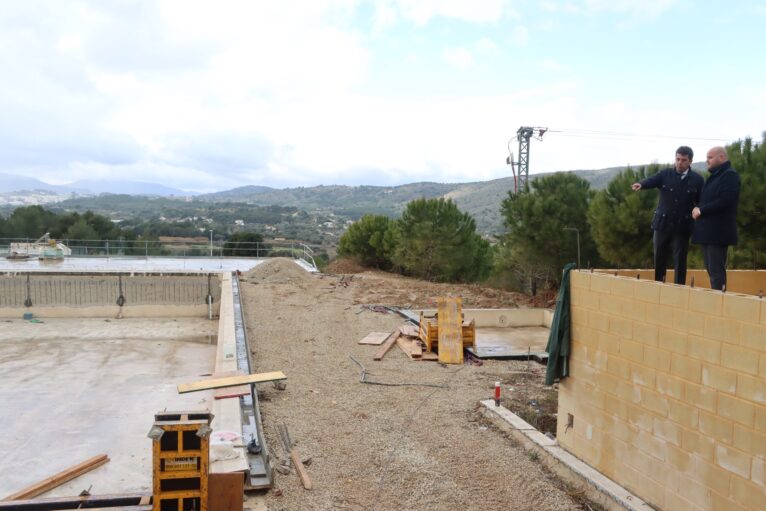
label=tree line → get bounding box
[338,134,766,289]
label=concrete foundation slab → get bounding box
[472,325,550,358]
[0,257,263,273]
[0,318,217,498]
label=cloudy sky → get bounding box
[1,0,764,192]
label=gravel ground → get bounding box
[240,259,584,511]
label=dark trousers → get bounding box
[653,230,690,285]
[701,244,729,290]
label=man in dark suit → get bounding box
[691,146,741,290]
[631,146,703,284]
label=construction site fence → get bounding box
[0,238,317,267]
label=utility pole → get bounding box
[506,126,547,193]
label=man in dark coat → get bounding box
[632,146,703,284]
[691,146,741,290]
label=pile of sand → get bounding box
[242,258,317,287]
[324,256,368,274]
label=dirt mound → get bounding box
[324,257,368,274]
[242,258,317,287]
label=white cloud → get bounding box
[442,47,474,69]
[582,0,678,17]
[379,0,517,26]
[513,26,529,46]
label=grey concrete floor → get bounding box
[0,318,217,497]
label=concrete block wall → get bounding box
[0,273,222,318]
[602,269,766,296]
[414,308,550,328]
[558,270,766,511]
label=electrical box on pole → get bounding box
[506,126,547,193]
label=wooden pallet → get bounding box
[417,312,475,352]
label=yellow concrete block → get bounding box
[571,305,589,327]
[685,381,718,412]
[693,456,734,499]
[672,308,706,336]
[690,288,723,315]
[627,403,654,431]
[621,298,646,321]
[656,373,684,400]
[590,273,613,293]
[730,475,766,511]
[604,394,629,420]
[741,323,766,352]
[665,490,704,511]
[644,302,675,328]
[595,371,620,391]
[702,364,738,394]
[668,398,699,429]
[643,345,671,372]
[638,473,665,509]
[722,344,761,375]
[659,327,688,354]
[683,428,716,462]
[719,393,757,427]
[633,321,659,347]
[737,373,766,405]
[704,315,742,343]
[625,447,653,474]
[670,352,701,383]
[649,456,680,492]
[687,335,722,364]
[611,276,636,298]
[606,354,630,380]
[724,293,762,323]
[710,491,748,511]
[653,417,682,446]
[641,387,670,417]
[762,300,766,325]
[761,354,766,378]
[757,407,766,431]
[666,441,694,472]
[660,284,690,309]
[597,330,620,355]
[752,455,765,486]
[716,445,751,479]
[599,292,623,316]
[570,269,591,290]
[609,315,633,339]
[620,339,643,363]
[732,424,766,458]
[617,380,642,405]
[699,410,734,444]
[610,413,636,440]
[629,362,656,388]
[572,325,598,348]
[635,280,661,303]
[588,309,610,332]
[678,477,713,510]
[634,429,668,462]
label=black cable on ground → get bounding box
[348,355,446,388]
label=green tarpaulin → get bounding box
[545,263,577,385]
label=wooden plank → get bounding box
[213,384,250,399]
[2,454,109,501]
[399,324,419,337]
[396,336,414,359]
[437,297,463,364]
[208,472,244,511]
[411,339,423,358]
[373,331,400,361]
[357,332,391,345]
[178,371,286,394]
[420,352,439,361]
[289,449,313,490]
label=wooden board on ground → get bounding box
[208,472,245,511]
[178,371,287,394]
[2,454,109,501]
[399,324,419,337]
[290,449,313,490]
[358,332,391,345]
[373,331,400,361]
[437,297,463,364]
[213,384,250,400]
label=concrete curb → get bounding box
[480,400,656,511]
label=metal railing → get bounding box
[0,238,318,269]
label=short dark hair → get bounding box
[676,146,693,160]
